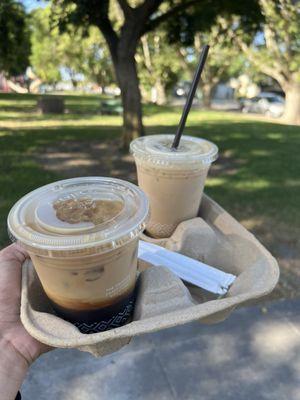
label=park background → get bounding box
[1,0,299,298]
[0,1,299,399]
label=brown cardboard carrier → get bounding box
[21,195,280,357]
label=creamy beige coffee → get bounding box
[30,239,138,321]
[130,135,218,238]
[8,177,149,332]
[136,163,209,237]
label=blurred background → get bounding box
[2,0,299,123]
[0,1,299,399]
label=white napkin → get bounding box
[138,240,236,295]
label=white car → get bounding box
[242,92,285,117]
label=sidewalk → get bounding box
[21,299,300,400]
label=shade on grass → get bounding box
[0,93,299,247]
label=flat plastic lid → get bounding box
[130,135,218,168]
[8,177,149,256]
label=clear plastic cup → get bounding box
[130,134,218,238]
[8,177,149,332]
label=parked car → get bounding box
[241,92,285,117]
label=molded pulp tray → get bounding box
[21,195,280,357]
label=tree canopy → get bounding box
[30,7,62,84]
[0,0,31,76]
[30,6,114,89]
[233,0,300,124]
[50,0,263,146]
[137,30,184,104]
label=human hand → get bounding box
[0,244,50,400]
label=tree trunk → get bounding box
[154,78,167,105]
[283,83,300,125]
[114,55,144,148]
[96,4,165,148]
[71,79,78,89]
[202,83,213,108]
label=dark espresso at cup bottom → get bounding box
[49,290,136,334]
[7,177,149,336]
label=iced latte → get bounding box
[130,135,218,238]
[8,177,149,333]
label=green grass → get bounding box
[1,92,299,247]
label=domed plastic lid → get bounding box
[8,177,149,256]
[130,134,218,168]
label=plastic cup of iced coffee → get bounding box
[8,177,149,333]
[130,134,218,238]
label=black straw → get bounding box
[171,44,210,149]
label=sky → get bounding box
[20,0,48,11]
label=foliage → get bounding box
[233,0,300,90]
[50,0,264,144]
[165,0,262,47]
[30,6,114,87]
[0,0,31,76]
[79,27,114,89]
[184,16,246,105]
[137,31,184,102]
[30,7,62,84]
[1,92,300,247]
[232,0,300,123]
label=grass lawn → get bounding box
[1,92,299,298]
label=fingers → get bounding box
[0,244,29,266]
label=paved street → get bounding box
[21,300,300,400]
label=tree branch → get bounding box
[142,0,199,35]
[235,35,288,89]
[260,0,293,70]
[117,0,132,18]
[141,35,153,73]
[117,0,163,47]
[137,0,164,18]
[97,17,119,61]
[131,0,164,39]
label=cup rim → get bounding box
[130,134,218,167]
[7,177,149,256]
